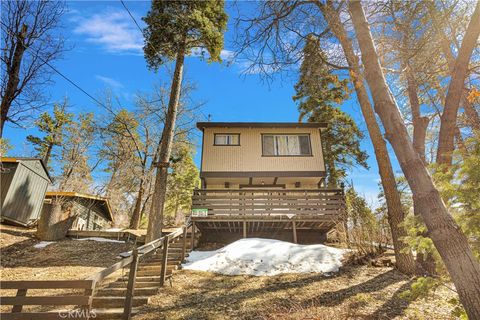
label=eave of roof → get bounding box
[1,157,53,183]
[196,122,328,130]
[45,191,114,222]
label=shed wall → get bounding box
[1,161,49,225]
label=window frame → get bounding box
[261,133,313,157]
[213,133,241,146]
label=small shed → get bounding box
[1,157,52,226]
[43,192,114,231]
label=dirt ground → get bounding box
[1,225,457,319]
[135,263,456,320]
[0,224,133,281]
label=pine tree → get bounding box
[143,0,227,242]
[165,143,200,225]
[26,99,73,166]
[293,35,368,187]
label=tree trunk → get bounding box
[403,62,429,163]
[129,177,145,229]
[436,1,480,166]
[429,3,480,133]
[145,38,186,242]
[321,1,415,275]
[37,197,76,241]
[0,24,28,138]
[348,2,480,317]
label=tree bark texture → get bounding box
[145,39,186,243]
[37,197,76,241]
[349,2,480,317]
[430,4,480,133]
[321,1,416,275]
[129,177,145,229]
[436,1,480,166]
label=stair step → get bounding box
[92,296,149,308]
[140,260,180,266]
[138,264,178,271]
[96,287,159,297]
[91,308,139,320]
[136,270,173,277]
[108,281,161,288]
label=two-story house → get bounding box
[191,122,346,244]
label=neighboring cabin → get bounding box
[191,122,346,244]
[0,157,51,227]
[43,192,114,231]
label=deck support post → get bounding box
[191,222,196,251]
[243,220,247,238]
[160,237,169,287]
[292,221,297,244]
[123,247,139,320]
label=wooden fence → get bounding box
[0,280,94,319]
[1,218,192,320]
[192,188,345,218]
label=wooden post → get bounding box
[190,222,196,251]
[292,221,297,244]
[12,288,27,312]
[181,226,188,262]
[123,247,139,320]
[160,237,169,287]
[243,220,247,238]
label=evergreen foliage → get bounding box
[143,0,228,69]
[293,35,368,186]
[26,100,73,166]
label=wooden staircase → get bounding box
[90,232,198,320]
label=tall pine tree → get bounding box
[293,35,368,187]
[143,0,227,241]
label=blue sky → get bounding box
[3,1,404,207]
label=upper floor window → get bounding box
[214,133,240,146]
[262,134,312,156]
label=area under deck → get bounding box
[191,188,346,243]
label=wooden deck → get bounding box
[191,188,346,242]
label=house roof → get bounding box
[196,122,328,130]
[1,157,52,183]
[45,191,114,222]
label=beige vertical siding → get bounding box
[201,127,325,172]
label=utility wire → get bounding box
[120,0,144,35]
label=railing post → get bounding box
[181,226,188,262]
[83,281,95,320]
[11,288,27,313]
[160,237,169,287]
[292,221,297,244]
[123,247,139,320]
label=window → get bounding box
[214,134,240,146]
[262,134,311,156]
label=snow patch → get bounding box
[34,241,55,249]
[182,238,348,276]
[74,237,124,243]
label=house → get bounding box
[43,192,114,231]
[191,122,346,244]
[1,157,52,227]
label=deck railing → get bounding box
[192,188,346,219]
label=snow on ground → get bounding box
[73,237,124,243]
[34,241,55,249]
[182,238,348,276]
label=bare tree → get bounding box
[0,0,66,137]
